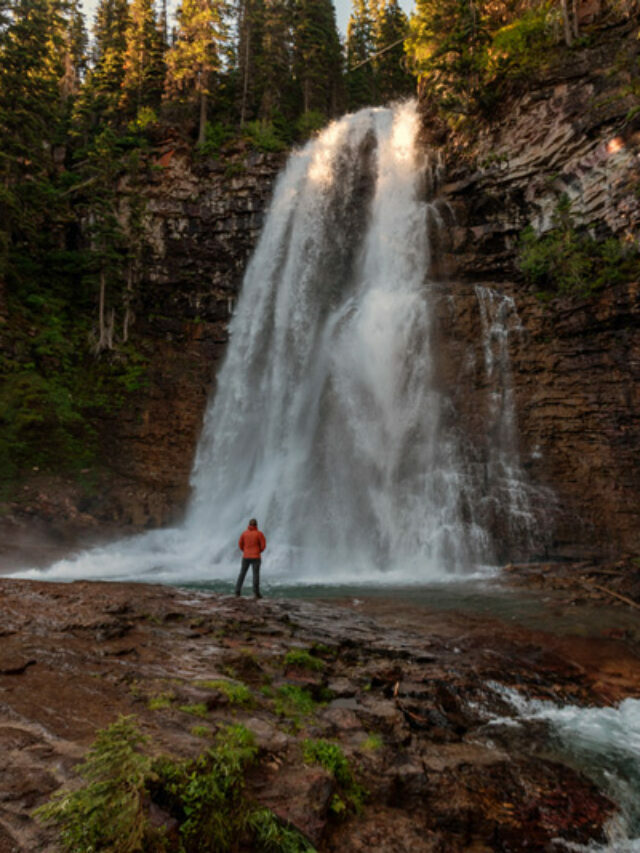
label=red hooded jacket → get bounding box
[238,525,266,559]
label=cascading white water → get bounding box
[473,286,543,557]
[487,687,640,850]
[11,101,542,585]
[187,101,494,580]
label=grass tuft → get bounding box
[179,703,208,718]
[302,738,367,814]
[196,679,254,706]
[283,649,324,672]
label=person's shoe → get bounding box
[254,593,262,599]
[235,592,241,597]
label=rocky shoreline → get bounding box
[1,578,639,851]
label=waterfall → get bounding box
[12,101,545,585]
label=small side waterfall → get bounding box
[473,286,542,558]
[13,101,547,584]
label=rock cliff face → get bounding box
[95,149,285,530]
[1,148,284,568]
[92,20,639,562]
[428,19,640,559]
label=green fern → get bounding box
[35,716,151,852]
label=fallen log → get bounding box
[580,579,640,611]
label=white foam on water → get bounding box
[487,685,640,850]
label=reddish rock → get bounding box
[0,579,634,851]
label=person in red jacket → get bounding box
[235,518,266,598]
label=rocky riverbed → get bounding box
[0,578,639,851]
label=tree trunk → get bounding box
[571,0,580,39]
[123,263,134,343]
[198,89,208,147]
[560,0,573,45]
[240,20,251,127]
[106,308,115,350]
[97,267,107,352]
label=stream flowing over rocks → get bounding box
[1,579,639,851]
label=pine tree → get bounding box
[0,0,70,281]
[406,0,492,117]
[69,0,88,79]
[373,0,412,104]
[82,128,126,353]
[346,0,375,110]
[236,0,265,124]
[0,0,11,33]
[293,0,343,117]
[91,0,130,107]
[257,0,294,122]
[122,0,166,114]
[60,0,88,97]
[165,0,230,145]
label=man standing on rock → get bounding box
[235,518,266,598]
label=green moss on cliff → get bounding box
[518,195,640,298]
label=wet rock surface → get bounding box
[1,579,638,851]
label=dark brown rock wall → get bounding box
[429,20,640,558]
[512,282,640,558]
[95,149,285,530]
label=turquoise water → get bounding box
[178,577,640,641]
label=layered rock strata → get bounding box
[429,19,640,558]
[100,148,284,528]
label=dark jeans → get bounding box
[235,557,261,596]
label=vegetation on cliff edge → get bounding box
[518,195,640,298]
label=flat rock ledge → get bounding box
[0,579,638,851]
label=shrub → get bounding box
[361,733,383,751]
[196,679,254,706]
[248,808,316,852]
[518,195,640,297]
[295,111,327,141]
[148,691,174,710]
[35,716,151,852]
[274,685,318,720]
[179,703,208,717]
[243,120,286,153]
[302,739,367,814]
[488,4,558,80]
[152,724,263,852]
[199,120,233,155]
[37,719,312,852]
[128,106,158,132]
